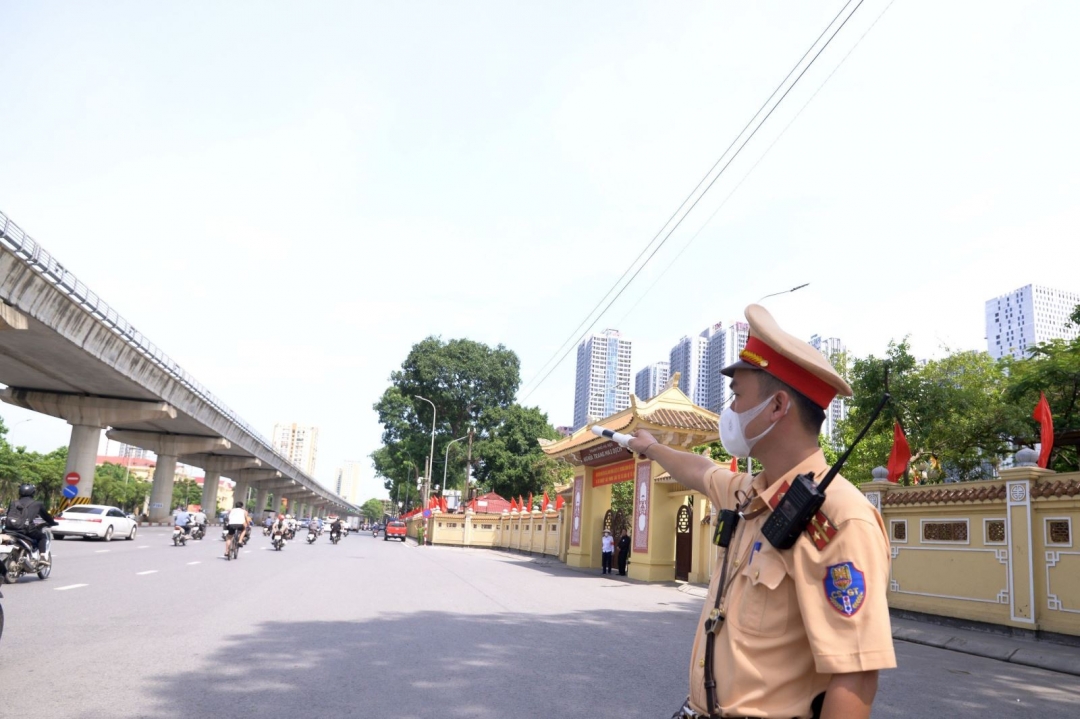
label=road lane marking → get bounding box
[95,550,110,554]
[186,561,201,565]
[138,545,149,549]
[55,584,88,591]
[136,570,158,575]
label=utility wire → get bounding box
[518,0,858,399]
[612,0,898,328]
[521,0,869,403]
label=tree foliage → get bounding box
[473,404,572,499]
[1003,304,1080,472]
[371,337,522,505]
[0,418,68,509]
[360,498,385,522]
[92,462,151,513]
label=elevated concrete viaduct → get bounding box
[0,209,357,521]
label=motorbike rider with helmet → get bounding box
[3,484,58,555]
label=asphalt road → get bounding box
[1,529,1078,718]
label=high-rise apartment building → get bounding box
[634,361,670,402]
[986,284,1080,360]
[334,460,364,504]
[706,321,749,414]
[272,422,319,476]
[809,334,848,446]
[670,331,713,407]
[573,329,632,430]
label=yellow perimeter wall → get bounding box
[862,464,1080,637]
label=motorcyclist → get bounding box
[310,516,323,535]
[172,506,193,538]
[284,514,297,539]
[190,507,208,528]
[270,513,287,538]
[2,484,58,555]
[329,516,343,541]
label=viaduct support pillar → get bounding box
[149,455,178,522]
[202,471,221,516]
[65,424,101,501]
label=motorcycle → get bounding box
[221,527,229,542]
[372,528,379,537]
[0,587,4,644]
[262,526,271,537]
[283,527,296,541]
[342,527,350,537]
[271,531,285,551]
[0,528,53,583]
[172,526,189,546]
[306,530,317,544]
[190,523,206,541]
[330,530,341,545]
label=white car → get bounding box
[53,505,138,541]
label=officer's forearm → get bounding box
[642,444,715,495]
[821,670,877,719]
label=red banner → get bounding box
[592,459,636,487]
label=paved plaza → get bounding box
[1,530,1078,718]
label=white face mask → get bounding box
[719,394,788,459]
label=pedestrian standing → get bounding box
[627,304,895,719]
[601,529,614,574]
[617,530,631,576]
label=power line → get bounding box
[612,0,898,328]
[521,0,870,403]
[517,0,859,399]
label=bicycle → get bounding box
[226,528,241,561]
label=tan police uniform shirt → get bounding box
[688,450,896,717]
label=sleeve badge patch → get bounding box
[824,562,866,617]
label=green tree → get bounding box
[473,404,571,499]
[172,479,202,509]
[372,337,521,503]
[839,340,1025,484]
[1003,304,1080,472]
[360,498,385,522]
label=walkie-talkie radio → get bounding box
[762,393,890,551]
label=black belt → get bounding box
[672,693,825,719]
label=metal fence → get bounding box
[0,209,351,508]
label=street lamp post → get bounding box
[442,434,469,512]
[415,395,437,510]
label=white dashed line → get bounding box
[55,584,88,591]
[137,545,150,549]
[95,550,110,554]
[186,561,201,565]
[136,570,158,575]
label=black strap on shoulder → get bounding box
[702,475,755,719]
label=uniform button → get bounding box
[699,659,705,668]
[754,569,760,580]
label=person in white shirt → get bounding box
[601,529,615,575]
[224,501,250,556]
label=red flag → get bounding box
[542,492,550,510]
[510,498,517,512]
[1034,392,1054,469]
[439,495,448,513]
[729,457,738,472]
[555,495,564,510]
[886,421,911,483]
[518,496,525,512]
[527,493,533,512]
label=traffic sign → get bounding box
[62,484,78,499]
[65,472,80,485]
[423,509,432,518]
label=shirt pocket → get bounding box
[734,552,791,638]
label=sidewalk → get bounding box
[677,584,1080,677]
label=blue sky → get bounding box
[2,1,1078,500]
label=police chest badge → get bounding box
[824,562,866,617]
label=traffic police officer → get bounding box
[628,304,895,719]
